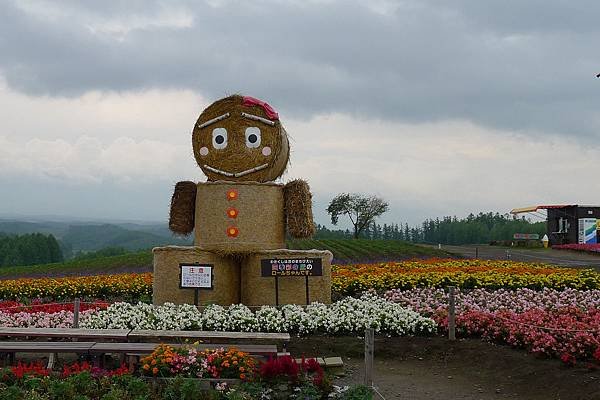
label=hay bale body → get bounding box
[194,181,285,253]
[192,95,289,183]
[240,249,332,306]
[153,246,240,305]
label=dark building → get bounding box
[511,205,600,246]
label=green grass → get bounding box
[0,240,450,279]
[287,239,450,263]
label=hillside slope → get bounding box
[0,239,451,279]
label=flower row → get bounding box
[332,259,600,295]
[0,309,98,328]
[1,357,368,399]
[384,287,600,314]
[553,243,600,253]
[0,299,109,314]
[0,273,152,300]
[80,294,436,336]
[384,287,600,361]
[450,308,600,361]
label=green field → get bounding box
[0,240,450,279]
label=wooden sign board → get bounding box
[513,233,539,240]
[179,264,214,289]
[260,258,323,277]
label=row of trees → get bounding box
[417,212,545,244]
[325,193,544,244]
[317,213,545,245]
[0,233,63,267]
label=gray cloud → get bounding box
[1,0,600,139]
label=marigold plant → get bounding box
[140,344,256,380]
[201,347,256,380]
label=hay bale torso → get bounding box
[194,181,285,253]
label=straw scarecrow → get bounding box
[153,95,331,306]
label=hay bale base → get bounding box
[240,249,333,306]
[153,246,240,306]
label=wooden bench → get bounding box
[129,330,289,348]
[0,327,131,341]
[0,342,97,367]
[0,328,290,368]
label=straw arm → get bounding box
[169,181,197,235]
[284,179,316,239]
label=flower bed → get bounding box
[385,287,600,314]
[79,294,436,336]
[140,345,255,381]
[333,259,600,295]
[1,258,595,302]
[0,356,370,399]
[0,299,109,314]
[0,273,152,300]
[0,309,99,328]
[553,243,600,254]
[385,287,600,362]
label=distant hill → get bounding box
[0,220,70,237]
[0,219,191,255]
[61,224,190,252]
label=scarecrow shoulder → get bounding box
[284,179,316,239]
[169,181,197,235]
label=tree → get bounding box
[326,193,389,239]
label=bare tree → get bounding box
[327,193,389,239]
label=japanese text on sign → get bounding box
[260,258,323,277]
[180,264,213,288]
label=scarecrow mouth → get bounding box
[203,163,269,178]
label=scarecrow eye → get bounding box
[245,127,261,148]
[212,128,228,149]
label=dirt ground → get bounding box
[287,336,600,400]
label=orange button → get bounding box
[227,227,239,237]
[226,189,238,201]
[227,207,238,219]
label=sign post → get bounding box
[179,264,214,306]
[260,258,323,305]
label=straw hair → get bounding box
[169,181,197,235]
[284,179,316,238]
[192,95,289,182]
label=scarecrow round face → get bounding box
[192,95,289,182]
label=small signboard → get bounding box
[513,233,540,240]
[578,218,597,244]
[260,258,323,277]
[179,264,213,289]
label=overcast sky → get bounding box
[1,0,600,227]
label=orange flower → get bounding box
[240,373,246,380]
[143,364,150,371]
[152,367,158,375]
